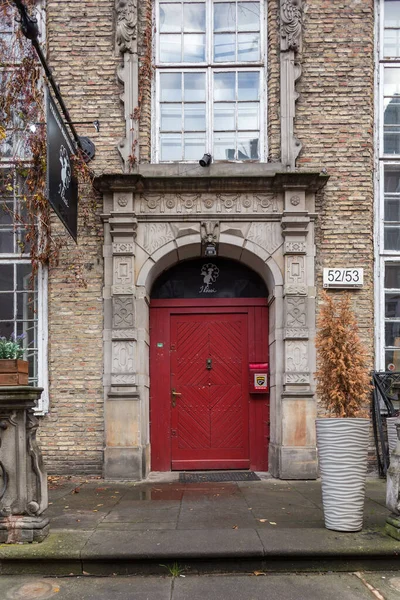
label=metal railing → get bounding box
[372,371,400,477]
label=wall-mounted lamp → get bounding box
[199,153,212,167]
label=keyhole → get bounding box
[206,358,212,370]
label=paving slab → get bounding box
[82,528,264,560]
[172,573,372,600]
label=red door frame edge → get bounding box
[150,298,269,472]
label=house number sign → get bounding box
[323,268,364,289]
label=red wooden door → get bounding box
[150,299,269,472]
[170,313,249,470]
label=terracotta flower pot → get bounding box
[316,418,370,532]
[0,359,29,385]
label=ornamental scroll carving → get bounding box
[115,0,137,54]
[281,0,303,52]
[139,194,278,214]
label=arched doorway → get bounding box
[149,258,270,471]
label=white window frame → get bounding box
[153,0,267,163]
[375,0,400,370]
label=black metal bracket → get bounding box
[13,0,96,163]
[372,371,400,477]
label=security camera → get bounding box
[199,153,212,167]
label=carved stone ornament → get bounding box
[201,221,220,246]
[247,222,282,255]
[139,194,278,214]
[281,0,303,52]
[115,0,137,54]
[142,223,174,255]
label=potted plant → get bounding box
[0,334,28,385]
[315,291,371,532]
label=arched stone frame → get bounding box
[135,236,284,477]
[98,171,327,480]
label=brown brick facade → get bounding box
[40,0,376,475]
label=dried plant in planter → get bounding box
[315,291,371,418]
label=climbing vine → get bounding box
[0,0,100,285]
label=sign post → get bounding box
[46,87,78,241]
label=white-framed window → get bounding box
[154,0,266,162]
[376,0,400,370]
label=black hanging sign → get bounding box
[46,87,78,241]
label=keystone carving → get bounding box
[201,221,220,246]
[281,0,303,52]
[115,0,137,54]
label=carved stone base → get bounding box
[104,446,147,480]
[269,443,318,479]
[386,514,400,541]
[0,515,49,544]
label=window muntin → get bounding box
[155,0,265,162]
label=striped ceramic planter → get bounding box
[387,416,400,456]
[316,418,370,532]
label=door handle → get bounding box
[171,388,181,408]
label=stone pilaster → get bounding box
[276,188,317,479]
[116,0,139,170]
[104,191,143,479]
[280,0,303,170]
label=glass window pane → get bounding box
[385,196,400,221]
[17,293,36,320]
[385,322,400,347]
[237,132,259,160]
[0,230,13,253]
[214,72,235,101]
[0,321,13,338]
[0,265,13,291]
[161,104,182,131]
[160,73,182,102]
[214,132,236,160]
[386,264,400,288]
[238,2,260,31]
[386,293,400,318]
[385,226,400,249]
[0,202,14,225]
[183,3,205,31]
[214,3,236,32]
[160,133,182,160]
[184,104,206,130]
[238,32,259,61]
[16,263,32,290]
[384,30,400,58]
[238,71,259,100]
[184,72,206,101]
[385,1,400,27]
[183,33,205,61]
[385,349,400,370]
[184,133,206,159]
[384,97,400,124]
[160,34,182,62]
[384,68,400,96]
[159,4,181,32]
[385,165,400,192]
[384,127,400,154]
[214,33,235,62]
[238,102,258,129]
[0,293,14,320]
[17,321,36,349]
[214,103,235,130]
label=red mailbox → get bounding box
[249,363,269,394]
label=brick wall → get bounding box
[297,0,375,372]
[39,0,122,473]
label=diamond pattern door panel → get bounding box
[171,313,249,469]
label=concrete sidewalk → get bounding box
[0,475,399,576]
